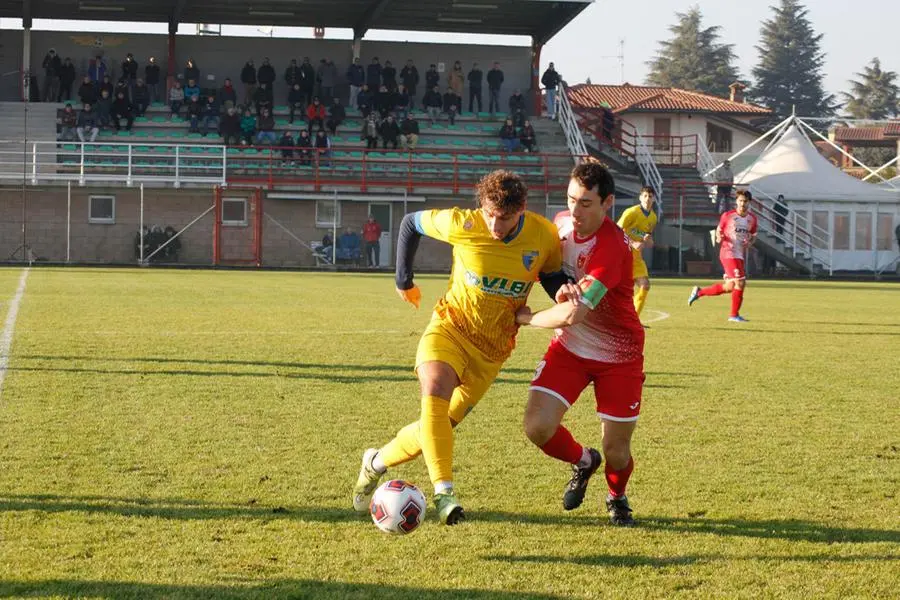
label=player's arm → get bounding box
[617,210,641,250]
[395,210,456,307]
[715,213,728,244]
[538,219,576,302]
[516,290,592,328]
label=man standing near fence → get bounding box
[363,215,382,268]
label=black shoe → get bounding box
[562,447,602,510]
[605,494,635,526]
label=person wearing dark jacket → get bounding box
[541,62,561,119]
[394,86,410,121]
[257,57,276,88]
[295,129,313,165]
[306,97,327,133]
[254,82,273,116]
[288,83,305,123]
[57,103,78,141]
[442,88,461,125]
[327,99,346,135]
[78,76,97,106]
[509,89,526,114]
[200,95,219,136]
[111,91,135,131]
[241,59,257,106]
[76,104,100,142]
[425,64,440,92]
[256,108,277,145]
[145,56,161,104]
[132,79,150,116]
[284,59,302,92]
[183,59,200,85]
[41,48,61,102]
[300,57,316,106]
[217,78,237,111]
[520,120,537,153]
[186,95,203,133]
[382,60,397,92]
[467,63,483,113]
[95,89,112,128]
[379,115,400,149]
[99,74,114,99]
[486,62,504,115]
[278,130,295,164]
[499,118,520,152]
[366,57,382,90]
[357,84,373,119]
[374,85,393,119]
[59,58,76,102]
[400,115,420,150]
[362,114,379,150]
[346,58,365,109]
[314,129,332,165]
[399,60,420,109]
[121,53,138,99]
[423,85,443,125]
[219,106,241,146]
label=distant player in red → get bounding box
[688,190,758,322]
[516,161,645,526]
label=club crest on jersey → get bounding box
[522,250,539,271]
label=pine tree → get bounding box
[752,0,835,117]
[842,58,900,119]
[646,7,740,97]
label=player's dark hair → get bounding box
[476,170,528,214]
[640,186,655,197]
[736,189,752,201]
[571,161,615,199]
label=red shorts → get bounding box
[721,257,746,280]
[529,340,644,422]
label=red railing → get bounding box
[572,107,638,159]
[225,146,582,194]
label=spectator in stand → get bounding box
[382,60,397,93]
[306,97,327,133]
[327,98,345,135]
[217,78,237,112]
[288,83,305,124]
[347,57,365,109]
[132,79,150,117]
[357,84,373,119]
[511,106,526,129]
[111,91,135,131]
[487,62,504,115]
[314,129,332,165]
[443,86,461,125]
[59,57,76,102]
[423,85,443,125]
[220,106,241,146]
[600,105,615,146]
[366,57,382,91]
[200,94,219,136]
[400,60,420,109]
[254,82,273,116]
[300,57,316,106]
[279,130,295,166]
[509,89,526,114]
[184,79,201,102]
[337,227,362,262]
[774,194,789,235]
[425,64,440,93]
[241,59,257,106]
[257,57,276,94]
[95,89,112,129]
[541,62,561,119]
[57,103,77,141]
[296,129,313,165]
[76,103,100,142]
[41,48,61,103]
[467,62,483,114]
[499,118,520,152]
[362,114,379,150]
[88,54,107,85]
[78,76,97,106]
[520,120,537,153]
[362,215,383,268]
[121,53,139,100]
[375,85,393,119]
[318,58,338,104]
[284,59,302,100]
[256,108,277,145]
[240,107,256,145]
[448,61,465,109]
[380,115,400,149]
[394,85,410,121]
[113,78,129,104]
[400,114,420,151]
[321,231,334,256]
[99,74,113,99]
[715,160,734,214]
[145,56,161,104]
[184,59,199,85]
[169,81,184,120]
[187,95,203,133]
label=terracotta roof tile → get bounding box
[833,122,900,142]
[568,84,772,115]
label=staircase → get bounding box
[755,228,816,274]
[660,166,718,226]
[0,101,61,179]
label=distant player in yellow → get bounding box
[617,186,657,324]
[352,170,563,525]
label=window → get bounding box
[854,212,872,251]
[89,195,115,224]
[833,212,850,250]
[316,199,341,228]
[812,211,829,249]
[221,198,247,226]
[706,123,733,153]
[877,213,895,250]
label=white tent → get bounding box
[876,175,900,190]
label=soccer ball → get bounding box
[370,480,427,535]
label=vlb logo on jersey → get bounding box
[522,250,539,271]
[464,270,534,298]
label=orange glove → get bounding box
[396,285,421,309]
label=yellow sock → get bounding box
[378,421,422,468]
[634,287,649,316]
[420,395,454,485]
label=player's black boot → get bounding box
[605,494,635,526]
[562,447,602,510]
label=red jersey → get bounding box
[552,212,644,363]
[718,210,757,260]
[362,221,382,242]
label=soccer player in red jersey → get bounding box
[516,161,645,526]
[687,189,758,322]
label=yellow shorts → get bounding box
[416,317,504,424]
[632,256,649,280]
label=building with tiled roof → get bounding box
[827,121,900,170]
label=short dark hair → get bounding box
[476,170,528,214]
[736,189,752,201]
[639,186,655,197]
[570,160,615,199]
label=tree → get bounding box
[842,58,900,119]
[752,0,836,117]
[646,6,740,97]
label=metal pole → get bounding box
[678,185,684,275]
[66,181,71,263]
[332,192,337,264]
[873,203,879,273]
[140,183,145,264]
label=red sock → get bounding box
[699,283,725,297]
[605,457,634,498]
[539,426,583,465]
[730,288,744,317]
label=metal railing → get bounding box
[635,137,664,206]
[557,82,589,165]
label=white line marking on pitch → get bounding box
[0,268,30,400]
[642,310,670,324]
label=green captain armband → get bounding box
[580,277,608,309]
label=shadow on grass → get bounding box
[0,578,563,599]
[483,551,899,567]
[708,328,900,337]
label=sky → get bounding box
[2,0,897,99]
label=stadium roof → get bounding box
[6,0,593,44]
[568,83,773,116]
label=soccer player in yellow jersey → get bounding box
[352,170,563,525]
[616,186,658,323]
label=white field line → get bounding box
[0,268,30,399]
[643,309,671,324]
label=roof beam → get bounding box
[22,0,32,29]
[170,0,189,28]
[534,2,591,46]
[353,0,393,39]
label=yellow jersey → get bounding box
[415,207,562,362]
[617,205,658,258]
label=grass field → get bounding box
[0,267,897,599]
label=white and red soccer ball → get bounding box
[370,479,427,535]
